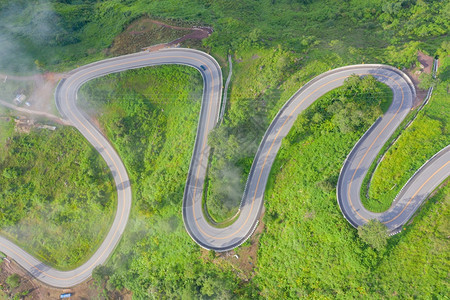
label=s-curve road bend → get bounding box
[185,63,449,251]
[1,49,449,287]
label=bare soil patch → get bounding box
[30,73,66,115]
[417,51,433,74]
[403,51,434,108]
[0,72,66,119]
[108,19,187,55]
[108,18,212,55]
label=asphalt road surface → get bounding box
[0,49,448,287]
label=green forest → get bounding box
[0,122,115,269]
[0,0,449,298]
[0,0,449,73]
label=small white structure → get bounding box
[13,94,26,105]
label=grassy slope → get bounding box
[0,123,115,270]
[364,56,450,212]
[371,184,449,297]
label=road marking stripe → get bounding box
[347,74,405,222]
[383,161,449,224]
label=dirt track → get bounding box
[404,51,434,108]
[143,20,212,52]
[0,72,68,122]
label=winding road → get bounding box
[0,48,448,287]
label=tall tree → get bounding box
[358,219,389,250]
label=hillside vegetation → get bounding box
[0,0,448,73]
[0,0,449,298]
[0,122,115,269]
